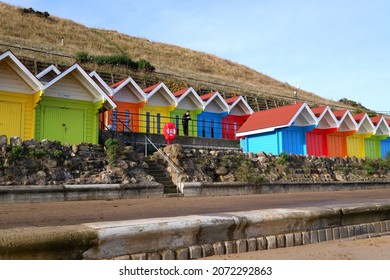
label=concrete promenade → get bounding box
[0,184,390,260]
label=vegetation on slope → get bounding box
[0,2,358,110]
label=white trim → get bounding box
[228,96,254,114]
[236,125,288,137]
[372,116,390,135]
[176,87,204,110]
[354,113,375,134]
[36,65,61,79]
[203,92,230,112]
[111,76,147,101]
[287,103,318,127]
[314,106,339,129]
[145,82,177,106]
[89,71,113,96]
[336,110,358,131]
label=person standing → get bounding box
[182,110,191,136]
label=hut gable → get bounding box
[333,110,358,132]
[353,113,375,134]
[200,92,229,113]
[143,82,176,107]
[371,116,390,136]
[311,106,338,129]
[174,87,204,110]
[43,64,115,109]
[110,77,147,104]
[36,65,61,84]
[0,50,42,94]
[226,96,254,116]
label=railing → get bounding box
[103,111,246,140]
[144,135,184,193]
[99,113,137,146]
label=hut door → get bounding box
[380,139,390,158]
[0,100,22,140]
[283,128,304,155]
[43,106,85,144]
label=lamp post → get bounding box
[294,84,300,104]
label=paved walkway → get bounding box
[1,188,389,229]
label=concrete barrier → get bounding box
[182,181,390,196]
[0,182,163,204]
[1,201,389,260]
[1,181,389,204]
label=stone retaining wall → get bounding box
[125,220,390,260]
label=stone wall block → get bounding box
[266,235,276,249]
[236,239,248,253]
[161,250,175,260]
[176,248,189,260]
[247,238,257,251]
[201,244,214,257]
[213,242,225,255]
[189,245,202,259]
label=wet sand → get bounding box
[202,234,390,260]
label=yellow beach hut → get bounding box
[0,50,43,142]
[140,82,177,134]
[346,113,375,158]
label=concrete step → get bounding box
[144,158,178,195]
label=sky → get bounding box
[3,0,390,113]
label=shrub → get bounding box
[10,145,24,161]
[75,52,155,72]
[104,138,119,165]
[53,149,63,158]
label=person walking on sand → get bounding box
[182,110,191,136]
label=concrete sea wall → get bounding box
[1,201,389,260]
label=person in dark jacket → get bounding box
[182,110,191,136]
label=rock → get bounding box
[43,159,58,168]
[220,173,235,182]
[0,135,7,147]
[215,166,228,175]
[72,144,79,154]
[10,136,22,146]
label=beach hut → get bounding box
[236,102,317,155]
[36,65,61,84]
[381,118,390,158]
[306,106,338,156]
[0,50,43,142]
[327,110,358,158]
[223,96,254,140]
[345,113,375,158]
[172,87,204,136]
[198,92,229,138]
[34,64,116,145]
[141,82,177,134]
[108,77,147,132]
[365,116,390,159]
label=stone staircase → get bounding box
[144,158,182,197]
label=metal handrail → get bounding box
[144,135,183,193]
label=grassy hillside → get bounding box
[0,2,350,110]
